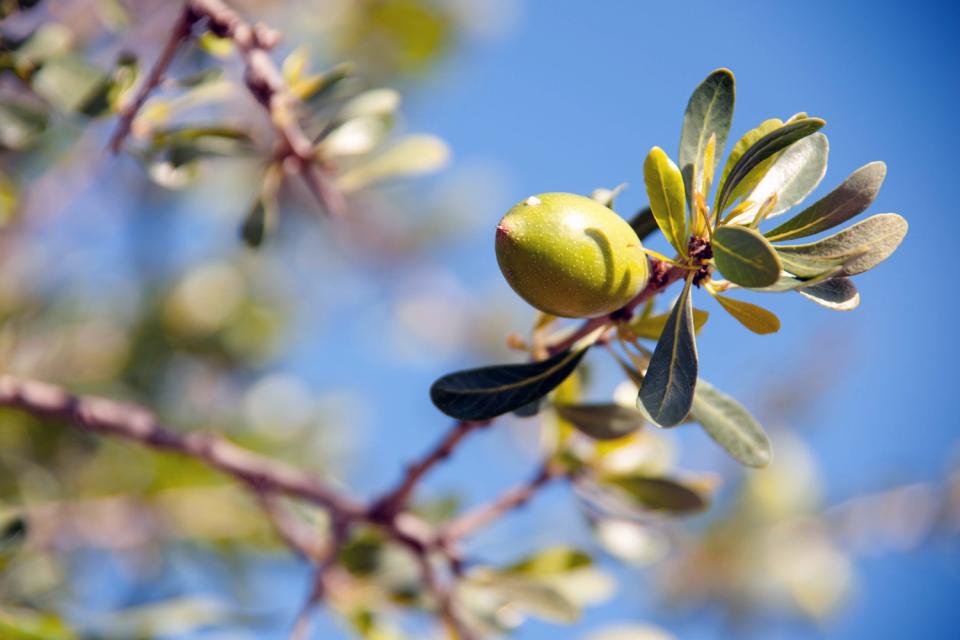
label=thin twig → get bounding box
[288,515,350,640]
[415,551,475,640]
[369,420,490,521]
[442,462,563,543]
[108,5,195,153]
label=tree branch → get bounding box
[0,375,364,518]
[441,462,563,543]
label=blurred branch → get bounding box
[107,0,345,215]
[442,461,563,543]
[0,375,364,517]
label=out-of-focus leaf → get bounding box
[198,32,233,58]
[8,23,71,67]
[639,278,697,427]
[690,377,771,467]
[712,225,781,287]
[604,474,709,513]
[339,531,385,577]
[630,306,709,340]
[679,68,734,203]
[585,624,676,640]
[727,133,828,225]
[715,117,782,210]
[106,52,138,111]
[338,88,401,121]
[0,0,44,20]
[0,170,18,224]
[241,197,276,249]
[0,608,76,640]
[775,213,907,276]
[319,116,389,158]
[643,146,688,254]
[713,294,780,334]
[765,161,887,241]
[591,183,628,209]
[176,68,224,88]
[0,96,49,149]
[554,403,644,440]
[31,56,109,114]
[430,344,590,421]
[469,571,579,624]
[628,206,658,241]
[504,546,592,576]
[797,277,860,310]
[338,134,450,192]
[715,118,825,213]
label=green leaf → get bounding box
[774,213,907,276]
[31,55,109,114]
[726,133,828,225]
[604,474,708,513]
[712,225,782,287]
[715,118,825,213]
[504,546,592,576]
[630,306,709,340]
[638,278,697,427]
[797,277,860,311]
[690,378,771,467]
[430,346,590,421]
[764,161,887,241]
[554,403,644,440]
[338,134,450,192]
[643,147,688,254]
[240,197,276,248]
[775,249,849,278]
[713,294,780,334]
[471,572,579,623]
[627,206,658,241]
[715,118,782,211]
[754,270,841,292]
[0,96,49,150]
[679,68,735,202]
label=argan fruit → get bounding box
[495,192,650,318]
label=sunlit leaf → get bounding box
[0,170,18,224]
[338,135,450,192]
[338,88,401,121]
[797,277,860,310]
[712,225,781,287]
[604,474,708,513]
[629,307,709,340]
[554,403,644,440]
[430,346,591,421]
[690,377,771,467]
[727,133,828,225]
[584,624,676,640]
[774,213,907,276]
[0,96,48,150]
[713,294,780,334]
[715,118,782,210]
[504,546,592,576]
[319,116,389,158]
[469,571,579,624]
[591,183,628,208]
[764,161,887,241]
[679,69,734,203]
[715,118,825,213]
[643,146,688,254]
[639,278,697,427]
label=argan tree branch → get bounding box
[107,0,345,215]
[0,375,363,517]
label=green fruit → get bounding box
[495,192,650,318]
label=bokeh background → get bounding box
[0,0,957,638]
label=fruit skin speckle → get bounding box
[495,192,650,318]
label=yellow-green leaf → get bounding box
[643,146,687,254]
[713,294,780,334]
[629,307,709,339]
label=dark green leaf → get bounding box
[554,403,644,440]
[430,347,590,421]
[638,278,697,427]
[797,277,860,310]
[627,207,658,241]
[712,225,782,287]
[774,213,907,276]
[690,377,770,467]
[765,161,887,241]
[715,118,825,213]
[643,146,688,254]
[679,69,734,203]
[604,474,708,513]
